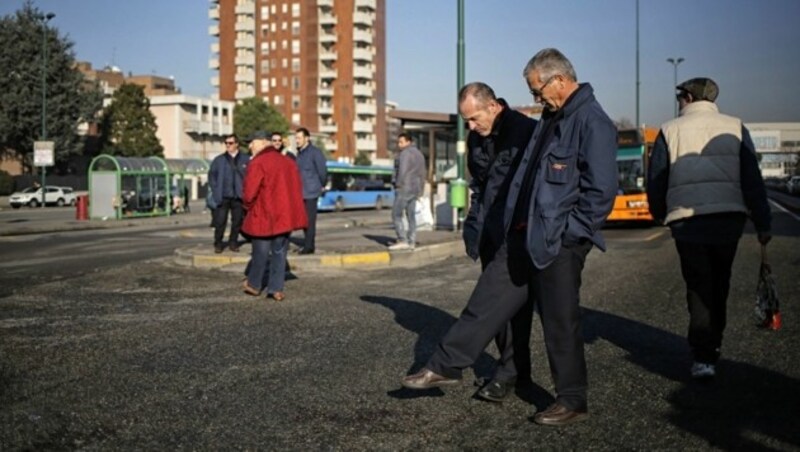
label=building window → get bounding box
[270,40,276,50]
[260,6,268,20]
[282,40,288,50]
[274,95,283,105]
[291,21,300,35]
[292,112,300,124]
[292,58,300,72]
[270,22,276,32]
[292,76,300,90]
[270,4,276,14]
[282,76,288,87]
[281,21,287,31]
[292,3,300,17]
[271,77,276,88]
[282,3,288,14]
[292,95,300,109]
[291,40,300,54]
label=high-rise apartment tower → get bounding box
[209,0,387,161]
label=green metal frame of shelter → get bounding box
[88,154,209,220]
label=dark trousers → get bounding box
[426,235,591,410]
[303,198,318,251]
[213,198,243,248]
[480,241,533,384]
[675,240,739,364]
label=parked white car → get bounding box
[9,185,77,208]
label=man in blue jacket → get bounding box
[402,49,618,427]
[209,134,250,253]
[294,127,327,254]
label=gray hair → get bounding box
[522,48,577,82]
[458,82,498,108]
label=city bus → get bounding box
[606,128,658,222]
[317,161,395,211]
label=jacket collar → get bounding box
[490,98,511,138]
[680,100,719,116]
[541,83,594,121]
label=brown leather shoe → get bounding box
[242,280,261,296]
[533,403,588,426]
[401,368,460,390]
[272,292,285,302]
[229,245,240,252]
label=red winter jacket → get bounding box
[241,147,308,238]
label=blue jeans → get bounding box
[246,233,289,294]
[392,192,418,245]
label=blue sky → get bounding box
[3,0,799,127]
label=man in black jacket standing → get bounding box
[403,82,537,403]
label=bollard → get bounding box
[75,195,89,220]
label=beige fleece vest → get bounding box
[661,101,747,224]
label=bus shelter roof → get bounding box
[89,154,209,174]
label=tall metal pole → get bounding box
[40,13,55,208]
[666,57,684,117]
[635,0,640,128]
[456,0,465,224]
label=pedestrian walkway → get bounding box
[175,221,464,273]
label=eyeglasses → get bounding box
[271,139,282,142]
[225,141,237,145]
[529,76,555,97]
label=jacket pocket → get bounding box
[544,147,577,184]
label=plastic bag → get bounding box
[755,258,781,331]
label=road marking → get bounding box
[770,199,800,222]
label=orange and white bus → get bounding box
[606,127,658,223]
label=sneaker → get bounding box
[388,241,411,250]
[690,362,716,379]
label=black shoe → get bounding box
[214,245,225,254]
[298,248,315,255]
[477,378,516,403]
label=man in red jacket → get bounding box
[241,131,308,301]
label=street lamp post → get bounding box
[666,57,684,117]
[40,12,55,208]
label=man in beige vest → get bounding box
[647,77,772,380]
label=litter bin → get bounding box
[449,178,467,209]
[75,195,89,220]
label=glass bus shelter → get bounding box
[88,155,209,220]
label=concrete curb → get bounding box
[174,239,464,272]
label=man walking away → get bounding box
[209,134,250,253]
[389,133,426,250]
[294,127,327,255]
[647,77,771,381]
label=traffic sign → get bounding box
[34,141,55,167]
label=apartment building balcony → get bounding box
[353,30,372,44]
[356,103,377,116]
[319,68,337,80]
[353,66,373,80]
[183,119,215,135]
[208,58,219,69]
[353,48,372,62]
[234,2,255,15]
[322,138,337,152]
[319,32,337,44]
[210,76,219,87]
[210,42,219,54]
[353,120,373,133]
[353,84,372,97]
[235,54,255,66]
[235,19,255,32]
[235,71,256,83]
[318,103,333,115]
[319,50,337,61]
[208,24,219,36]
[208,6,219,20]
[318,85,333,97]
[355,0,377,10]
[353,12,373,26]
[235,87,256,100]
[356,139,377,152]
[320,123,337,134]
[319,14,336,26]
[235,36,255,48]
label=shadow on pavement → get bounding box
[362,234,395,246]
[361,295,498,399]
[583,308,800,449]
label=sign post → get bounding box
[33,141,54,208]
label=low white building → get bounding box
[746,122,800,178]
[149,95,235,162]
